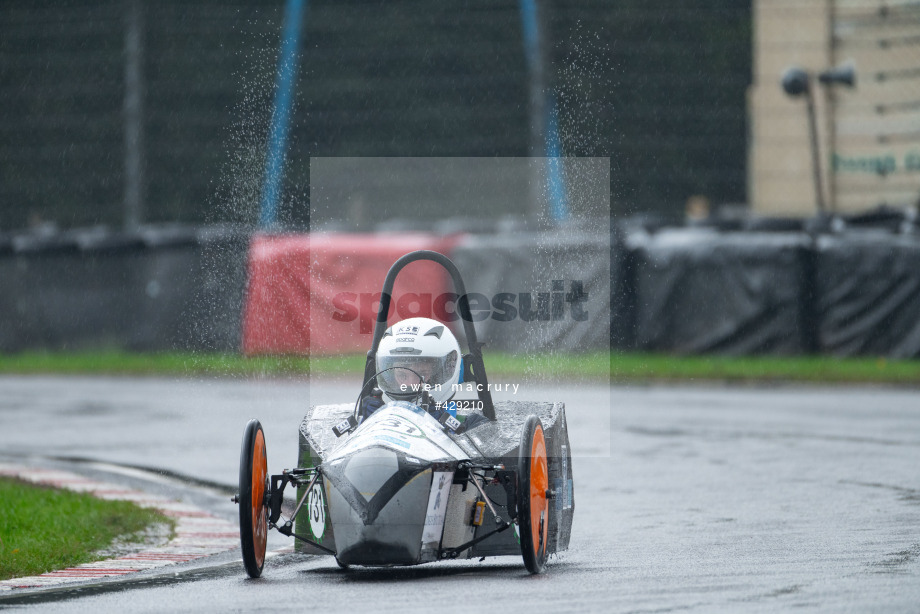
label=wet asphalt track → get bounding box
[1,375,918,612]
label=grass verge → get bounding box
[0,350,918,385]
[0,477,174,581]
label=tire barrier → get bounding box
[616,226,920,358]
[241,233,464,355]
[0,225,249,353]
[815,233,920,359]
[3,224,920,358]
[622,229,816,355]
[447,232,611,353]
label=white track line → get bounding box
[0,463,240,591]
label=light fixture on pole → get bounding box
[781,62,856,217]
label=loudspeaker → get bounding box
[818,63,856,87]
[781,67,810,97]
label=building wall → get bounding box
[749,0,920,216]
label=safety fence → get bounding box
[616,227,920,358]
[0,225,248,353]
[2,223,919,358]
[0,1,751,230]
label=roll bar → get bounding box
[362,250,496,420]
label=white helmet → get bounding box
[376,317,461,404]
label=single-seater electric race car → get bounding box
[235,249,574,576]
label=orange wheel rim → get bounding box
[529,425,548,556]
[252,430,267,566]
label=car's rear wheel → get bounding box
[239,419,268,578]
[518,415,549,574]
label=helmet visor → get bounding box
[377,351,458,398]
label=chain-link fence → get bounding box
[0,0,752,232]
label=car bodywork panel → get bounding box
[295,400,574,562]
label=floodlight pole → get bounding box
[803,85,828,215]
[782,64,855,217]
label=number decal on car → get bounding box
[308,482,326,540]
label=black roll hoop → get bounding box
[362,250,496,421]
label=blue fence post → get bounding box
[544,95,569,221]
[519,0,569,222]
[259,0,307,230]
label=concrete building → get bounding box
[748,0,920,216]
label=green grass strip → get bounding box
[0,351,316,378]
[0,350,918,384]
[608,353,920,384]
[0,477,173,581]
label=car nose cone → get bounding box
[322,447,433,565]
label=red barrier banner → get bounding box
[242,233,463,355]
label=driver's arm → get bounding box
[359,387,385,420]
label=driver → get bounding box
[360,317,486,431]
[389,357,437,392]
[375,317,460,405]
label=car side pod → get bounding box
[519,415,550,574]
[237,419,269,578]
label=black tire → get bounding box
[239,419,269,578]
[518,415,549,574]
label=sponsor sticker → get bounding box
[438,412,461,432]
[333,418,353,437]
[421,471,453,545]
[375,434,411,449]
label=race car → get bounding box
[235,249,574,576]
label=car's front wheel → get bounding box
[238,419,269,578]
[518,415,549,574]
